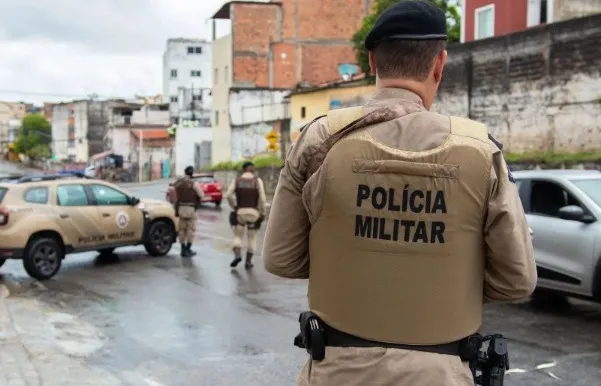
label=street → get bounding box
[1,180,601,385]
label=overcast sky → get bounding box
[0,0,231,105]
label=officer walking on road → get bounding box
[262,1,537,385]
[173,165,204,257]
[225,161,267,269]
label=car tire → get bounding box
[0,258,5,268]
[215,200,221,207]
[23,237,64,280]
[144,220,175,257]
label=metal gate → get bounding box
[195,141,212,171]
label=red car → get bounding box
[166,172,223,207]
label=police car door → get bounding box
[86,183,144,244]
[55,183,106,249]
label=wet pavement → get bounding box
[1,180,601,385]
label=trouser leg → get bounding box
[245,228,257,268]
[178,218,190,257]
[186,217,197,257]
[230,225,245,267]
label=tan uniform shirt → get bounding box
[263,87,537,303]
[225,172,267,224]
[177,177,204,218]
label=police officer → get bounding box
[225,161,267,269]
[262,1,537,385]
[173,165,204,257]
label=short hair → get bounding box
[372,40,446,81]
[184,166,194,176]
[242,161,254,171]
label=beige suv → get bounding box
[0,175,178,280]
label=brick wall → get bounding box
[231,0,369,88]
[436,14,601,152]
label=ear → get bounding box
[368,51,377,76]
[433,49,447,83]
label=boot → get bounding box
[230,247,242,267]
[186,243,197,257]
[245,252,254,269]
[180,243,190,257]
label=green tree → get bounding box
[352,0,461,76]
[14,113,52,159]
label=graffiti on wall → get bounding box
[231,122,274,161]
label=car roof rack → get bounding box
[16,173,90,183]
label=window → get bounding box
[571,179,601,208]
[224,66,228,83]
[195,46,202,54]
[24,187,48,204]
[90,184,129,206]
[474,4,495,40]
[0,188,6,203]
[170,96,178,103]
[301,107,306,119]
[57,185,89,206]
[540,0,548,23]
[170,69,177,78]
[192,95,202,101]
[187,46,194,54]
[529,181,581,217]
[215,111,219,126]
[191,70,201,77]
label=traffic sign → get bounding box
[265,130,279,152]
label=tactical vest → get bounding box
[174,178,199,205]
[308,106,492,346]
[235,176,259,209]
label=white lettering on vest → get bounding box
[354,184,447,244]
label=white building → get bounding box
[162,38,213,124]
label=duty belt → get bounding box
[179,202,197,206]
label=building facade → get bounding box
[461,0,601,42]
[162,38,213,124]
[209,0,370,164]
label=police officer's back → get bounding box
[262,1,536,385]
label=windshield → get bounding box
[0,187,7,203]
[571,178,601,207]
[194,177,216,184]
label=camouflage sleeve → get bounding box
[262,116,329,279]
[483,136,537,302]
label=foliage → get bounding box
[504,151,601,166]
[352,0,461,75]
[207,154,284,171]
[14,114,52,159]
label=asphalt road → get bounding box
[1,180,601,385]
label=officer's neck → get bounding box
[376,78,432,110]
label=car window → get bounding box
[89,184,129,205]
[571,179,601,208]
[24,187,49,204]
[0,187,6,203]
[529,180,581,218]
[57,184,89,206]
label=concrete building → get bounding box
[209,0,370,164]
[0,102,28,154]
[460,0,601,42]
[162,38,212,124]
[51,100,143,163]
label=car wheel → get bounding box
[144,220,175,257]
[0,258,5,268]
[215,200,221,207]
[23,237,63,280]
[97,248,115,257]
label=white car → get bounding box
[512,169,601,302]
[84,165,96,178]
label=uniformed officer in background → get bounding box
[225,161,267,269]
[262,0,537,385]
[173,165,204,257]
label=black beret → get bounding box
[242,161,254,169]
[365,0,448,50]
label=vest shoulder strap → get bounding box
[449,116,488,142]
[326,106,365,135]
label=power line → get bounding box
[0,89,150,100]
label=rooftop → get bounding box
[211,0,280,20]
[130,129,171,140]
[288,73,370,96]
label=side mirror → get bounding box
[128,196,140,206]
[558,205,594,223]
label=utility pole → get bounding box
[138,129,143,183]
[190,84,196,121]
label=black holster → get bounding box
[293,311,326,360]
[459,333,510,386]
[229,210,238,226]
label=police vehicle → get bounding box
[513,169,601,302]
[0,174,178,280]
